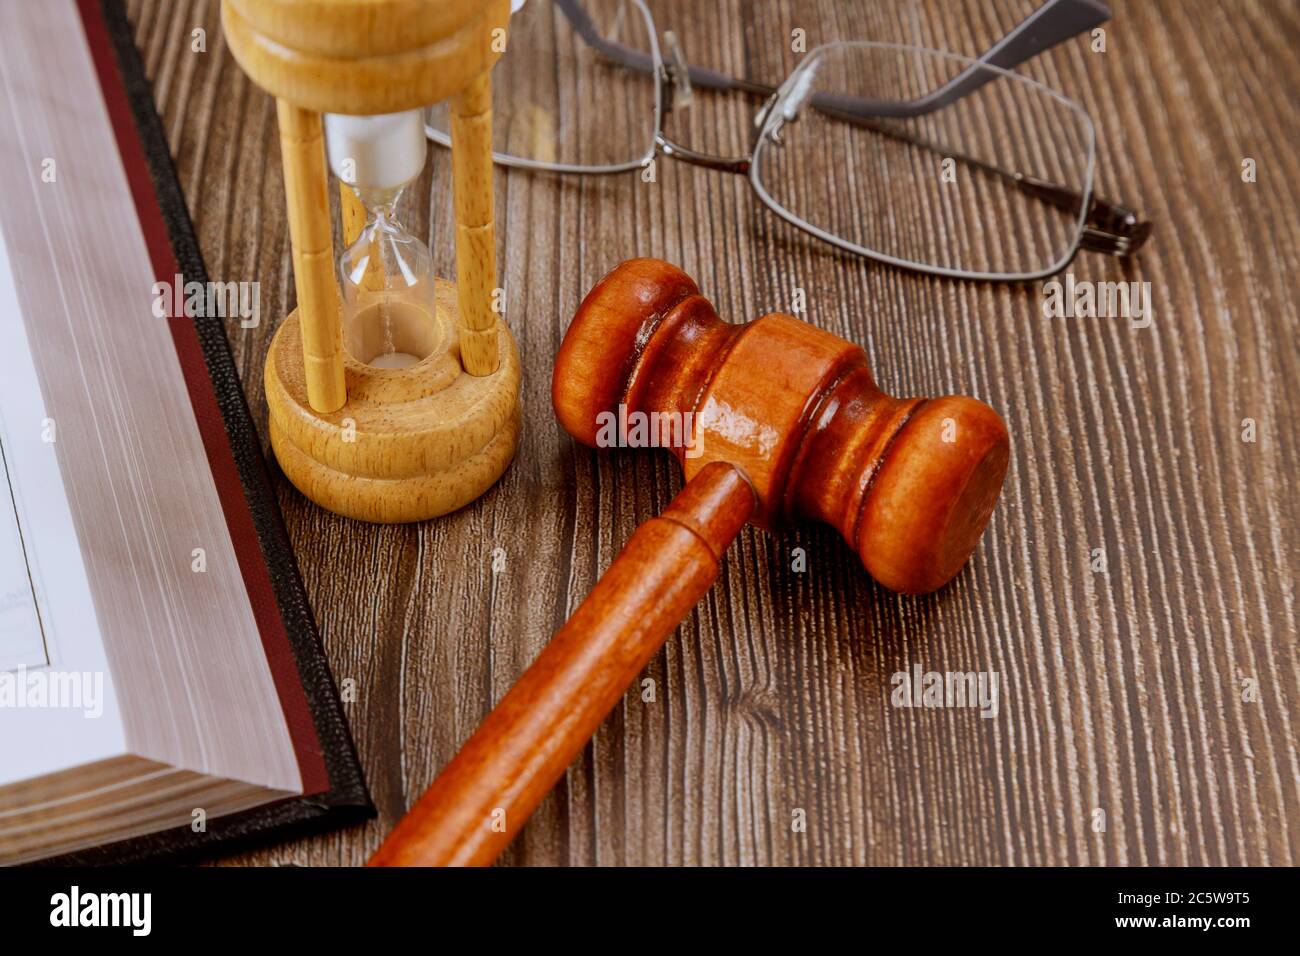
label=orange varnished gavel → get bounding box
[370,258,1010,866]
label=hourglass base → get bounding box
[265,279,521,523]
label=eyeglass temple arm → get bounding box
[820,105,1151,257]
[831,0,1112,120]
[1014,174,1153,256]
[556,0,1110,110]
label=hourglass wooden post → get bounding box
[222,0,520,523]
[450,73,499,376]
[278,101,346,412]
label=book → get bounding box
[0,0,372,864]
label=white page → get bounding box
[0,209,47,674]
[0,443,45,672]
[0,223,126,782]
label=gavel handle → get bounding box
[369,461,755,866]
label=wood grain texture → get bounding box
[220,0,513,115]
[123,0,1298,866]
[371,460,755,865]
[451,70,502,375]
[274,100,345,412]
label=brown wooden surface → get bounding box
[371,461,756,866]
[123,0,1298,866]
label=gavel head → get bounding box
[552,259,1010,594]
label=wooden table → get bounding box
[124,0,1298,866]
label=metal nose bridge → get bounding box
[651,53,759,176]
[654,131,751,175]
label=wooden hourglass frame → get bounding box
[221,0,520,523]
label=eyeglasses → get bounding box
[426,0,1152,282]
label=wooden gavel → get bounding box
[370,259,1010,866]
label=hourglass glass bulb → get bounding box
[326,111,438,369]
[337,196,437,368]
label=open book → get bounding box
[0,0,369,863]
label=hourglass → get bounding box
[222,0,520,523]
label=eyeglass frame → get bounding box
[425,0,1152,282]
